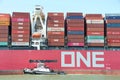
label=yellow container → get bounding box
[0,22,10,26]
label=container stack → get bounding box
[66,13,84,46]
[106,14,120,47]
[85,14,104,46]
[11,12,30,46]
[0,14,10,46]
[47,13,65,46]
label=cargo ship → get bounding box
[0,5,120,75]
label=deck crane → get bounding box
[31,5,46,50]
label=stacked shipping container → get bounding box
[11,12,30,46]
[47,13,65,46]
[66,13,84,46]
[0,14,10,46]
[85,14,104,46]
[106,14,120,46]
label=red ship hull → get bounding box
[0,50,120,75]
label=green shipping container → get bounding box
[0,42,8,46]
[87,36,104,39]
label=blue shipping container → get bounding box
[107,23,120,27]
[66,16,83,19]
[67,31,84,35]
[106,16,120,19]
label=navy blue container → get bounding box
[107,23,120,27]
[67,31,84,35]
[106,16,120,19]
[66,16,83,19]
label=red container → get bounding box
[87,32,104,36]
[12,22,30,26]
[47,23,64,27]
[12,26,30,30]
[67,27,84,31]
[107,39,120,43]
[12,18,30,22]
[107,43,120,46]
[0,26,8,29]
[67,12,83,16]
[67,23,84,27]
[87,43,104,46]
[85,14,102,18]
[67,42,84,46]
[48,38,64,43]
[87,24,104,28]
[68,35,84,39]
[87,27,104,32]
[0,34,8,38]
[106,20,120,23]
[47,20,64,24]
[67,19,84,24]
[47,17,64,20]
[107,35,120,39]
[12,12,30,18]
[48,13,64,17]
[0,38,8,42]
[47,31,64,36]
[12,38,29,42]
[107,31,120,35]
[68,39,84,43]
[48,35,64,38]
[12,33,29,38]
[107,28,120,31]
[48,42,64,46]
[0,30,8,34]
[0,13,10,18]
[12,30,29,34]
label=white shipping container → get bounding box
[47,27,64,31]
[86,20,104,24]
[87,39,104,43]
[12,42,29,46]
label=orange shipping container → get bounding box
[48,38,64,43]
[0,14,10,21]
[48,42,64,46]
[0,22,10,26]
